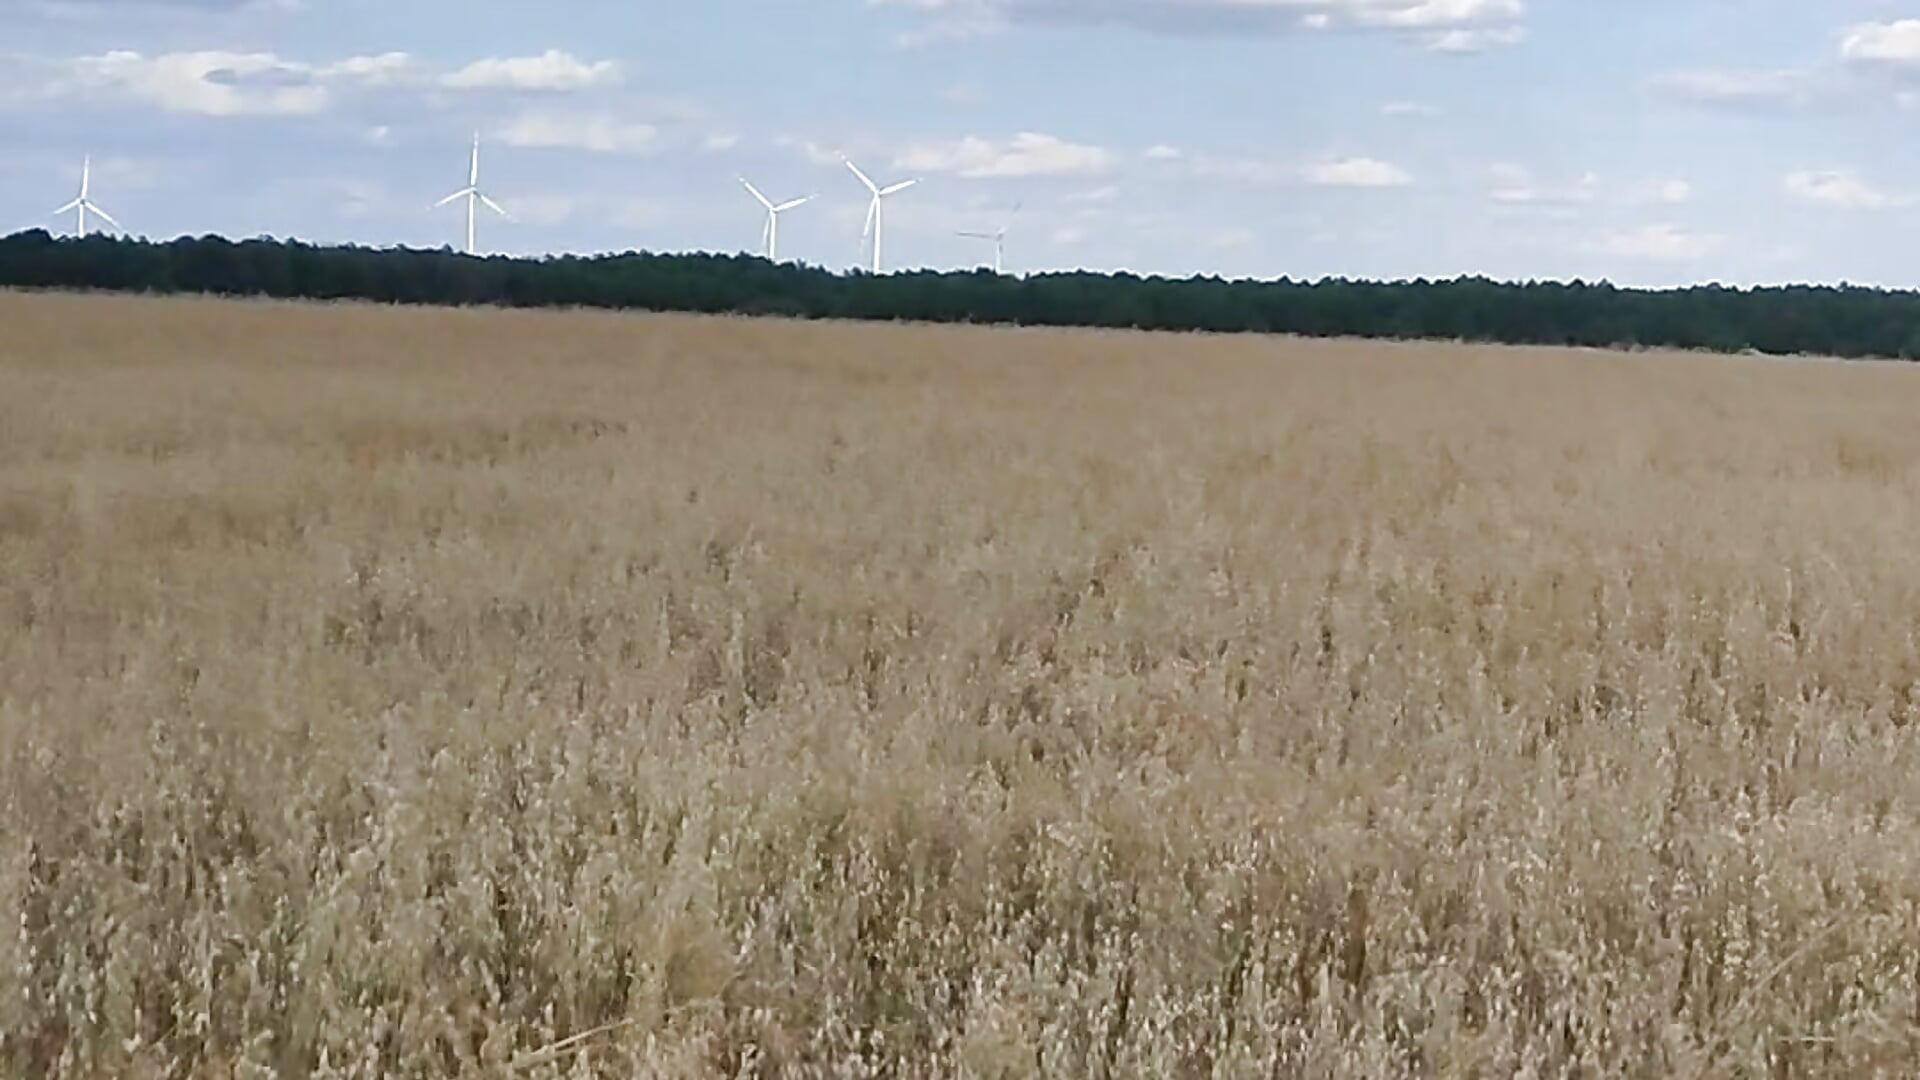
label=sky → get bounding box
[9,1,1920,288]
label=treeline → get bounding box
[6,228,1920,360]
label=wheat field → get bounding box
[7,290,1920,1077]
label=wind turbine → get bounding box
[739,177,812,263]
[434,131,512,256]
[51,155,121,237]
[957,200,1022,276]
[844,157,919,274]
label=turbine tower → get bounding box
[739,177,812,263]
[52,155,121,237]
[434,132,512,256]
[844,157,919,274]
[957,200,1022,276]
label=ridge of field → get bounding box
[5,290,1920,1077]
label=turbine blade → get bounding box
[478,193,512,220]
[956,231,994,239]
[845,159,878,193]
[773,196,812,212]
[434,187,474,208]
[880,179,919,196]
[88,204,122,230]
[51,198,82,215]
[740,178,773,209]
[862,197,877,238]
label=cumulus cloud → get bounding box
[1427,26,1525,53]
[894,132,1114,178]
[1784,170,1906,210]
[1302,156,1412,188]
[869,0,1526,52]
[1625,177,1692,205]
[315,52,412,85]
[22,0,299,15]
[495,112,658,154]
[772,136,849,167]
[441,50,621,92]
[1840,20,1920,67]
[1142,146,1407,187]
[1646,68,1809,107]
[1594,224,1722,261]
[1486,163,1594,205]
[53,49,407,116]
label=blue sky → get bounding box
[8,0,1920,287]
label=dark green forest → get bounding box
[6,228,1920,360]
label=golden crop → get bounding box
[5,290,1920,1077]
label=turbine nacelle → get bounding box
[956,201,1022,275]
[51,154,122,237]
[435,132,512,256]
[739,176,813,263]
[843,156,920,274]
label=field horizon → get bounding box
[7,289,1920,1077]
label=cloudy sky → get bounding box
[8,0,1920,287]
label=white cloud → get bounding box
[60,50,325,115]
[1486,163,1595,205]
[441,50,621,92]
[1595,224,1723,261]
[871,0,1526,52]
[774,136,850,167]
[1647,68,1808,106]
[1784,169,1905,210]
[314,52,413,85]
[30,48,635,120]
[894,132,1113,178]
[1427,26,1525,53]
[1487,167,1690,210]
[1200,157,1295,184]
[701,132,742,152]
[1144,146,1405,187]
[1380,101,1438,116]
[39,48,418,117]
[1625,177,1692,205]
[1067,185,1120,203]
[496,112,658,154]
[1841,20,1920,67]
[1303,156,1412,188]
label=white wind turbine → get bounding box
[434,131,512,256]
[739,177,812,263]
[957,200,1022,276]
[844,157,919,274]
[52,155,122,237]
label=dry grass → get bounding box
[6,290,1920,1078]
